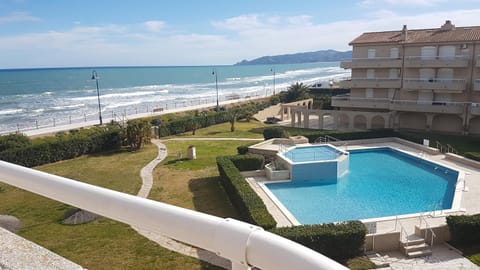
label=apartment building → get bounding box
[334,20,480,134]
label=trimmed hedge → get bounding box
[216,156,276,229]
[446,214,480,244]
[226,154,264,171]
[236,145,249,155]
[270,221,366,260]
[263,126,289,140]
[0,125,122,167]
[464,152,480,162]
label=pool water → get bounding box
[266,148,458,224]
[283,145,342,162]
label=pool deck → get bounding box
[247,138,480,268]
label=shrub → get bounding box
[0,133,31,153]
[263,126,289,140]
[216,156,276,229]
[126,119,151,151]
[270,221,366,260]
[446,214,480,244]
[226,154,264,171]
[237,145,249,155]
[464,152,480,162]
[0,125,122,167]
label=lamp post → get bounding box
[270,67,276,95]
[91,70,103,125]
[212,68,219,111]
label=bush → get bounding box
[216,156,276,229]
[226,154,264,171]
[446,214,480,244]
[0,133,31,152]
[263,126,289,140]
[464,152,480,162]
[237,145,249,155]
[0,125,122,167]
[270,221,366,260]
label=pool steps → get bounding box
[401,235,433,258]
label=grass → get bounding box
[0,144,212,270]
[453,244,480,266]
[166,119,266,139]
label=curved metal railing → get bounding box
[0,160,347,270]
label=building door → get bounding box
[421,46,437,60]
[366,69,375,79]
[388,89,395,99]
[366,88,374,98]
[419,68,435,81]
[368,49,376,59]
[439,45,456,59]
[390,47,399,59]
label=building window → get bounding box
[367,49,376,59]
[388,89,395,99]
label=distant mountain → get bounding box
[235,50,352,65]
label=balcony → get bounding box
[331,95,391,109]
[340,78,401,89]
[404,56,469,68]
[390,100,466,114]
[471,103,480,115]
[340,57,402,69]
[403,78,466,92]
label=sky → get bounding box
[0,0,479,68]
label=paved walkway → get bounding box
[132,139,231,270]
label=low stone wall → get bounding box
[265,164,290,181]
[415,224,451,245]
[365,231,400,252]
[446,153,480,169]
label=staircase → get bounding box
[400,235,432,258]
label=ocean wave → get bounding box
[0,108,23,115]
[42,91,54,96]
[70,90,159,101]
[104,100,143,110]
[51,104,86,110]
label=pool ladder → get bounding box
[314,135,348,150]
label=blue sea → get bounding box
[0,62,347,134]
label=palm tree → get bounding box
[284,82,310,102]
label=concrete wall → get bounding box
[365,232,401,252]
[415,224,451,245]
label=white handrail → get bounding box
[0,161,347,270]
[398,220,410,247]
[419,214,437,247]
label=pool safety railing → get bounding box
[0,160,347,270]
[313,135,348,150]
[435,141,458,154]
[398,220,410,247]
[419,214,436,247]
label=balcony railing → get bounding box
[403,78,466,91]
[0,161,347,270]
[340,57,402,69]
[404,55,469,68]
[390,99,466,114]
[340,78,401,89]
[471,103,480,115]
[331,95,391,109]
[475,79,480,91]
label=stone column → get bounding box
[426,113,434,131]
[291,109,296,127]
[304,111,310,129]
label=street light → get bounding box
[212,68,219,111]
[270,67,276,95]
[91,70,103,125]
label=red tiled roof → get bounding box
[350,26,480,45]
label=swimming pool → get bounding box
[283,144,343,162]
[265,147,458,224]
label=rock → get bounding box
[0,215,21,233]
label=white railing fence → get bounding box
[0,161,347,270]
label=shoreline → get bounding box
[21,95,271,138]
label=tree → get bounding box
[283,82,310,103]
[227,108,240,132]
[126,119,151,151]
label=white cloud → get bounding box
[0,11,41,24]
[144,20,166,32]
[359,0,447,7]
[1,8,480,68]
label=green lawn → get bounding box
[454,244,480,266]
[0,144,212,270]
[166,119,266,139]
